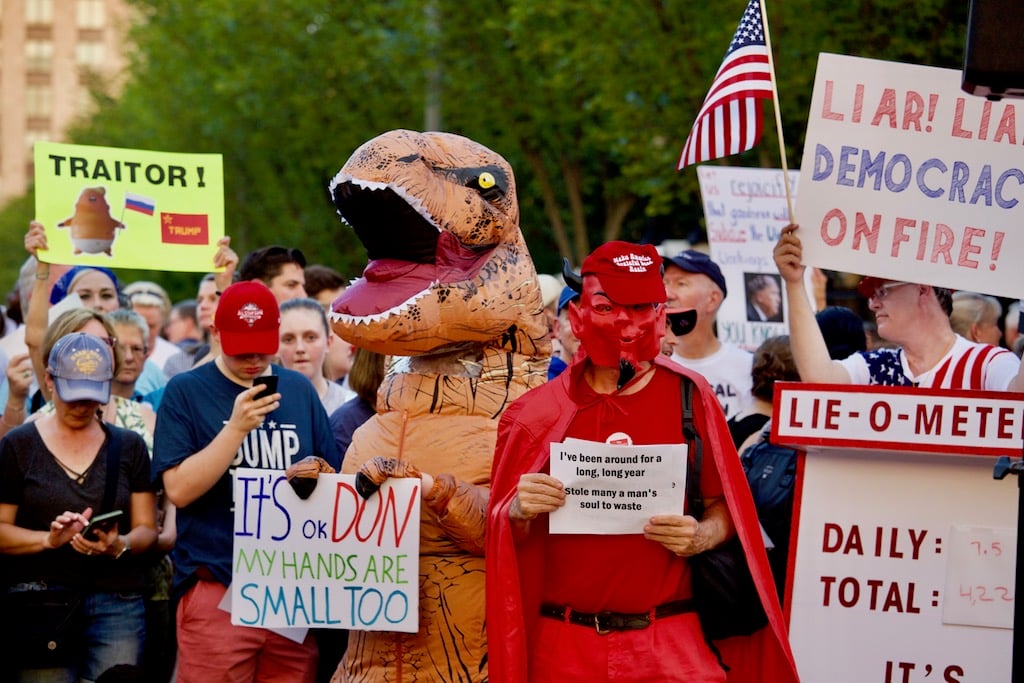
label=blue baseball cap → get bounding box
[556,285,579,315]
[663,250,727,297]
[47,332,113,403]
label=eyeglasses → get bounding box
[868,281,913,302]
[117,342,148,356]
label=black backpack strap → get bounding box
[681,375,705,519]
[680,374,729,669]
[101,425,121,514]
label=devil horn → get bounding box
[562,257,582,293]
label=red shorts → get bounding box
[175,579,319,683]
[528,611,726,683]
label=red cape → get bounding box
[486,356,800,683]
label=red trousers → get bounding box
[528,611,726,683]
[175,580,319,683]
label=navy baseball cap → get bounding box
[663,250,727,297]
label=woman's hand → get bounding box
[43,509,89,551]
[70,525,120,557]
[24,221,47,257]
[213,236,239,293]
[5,353,34,402]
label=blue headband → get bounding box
[49,266,122,306]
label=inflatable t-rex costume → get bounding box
[327,129,550,682]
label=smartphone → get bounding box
[253,375,279,401]
[82,510,123,541]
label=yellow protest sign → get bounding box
[33,142,224,272]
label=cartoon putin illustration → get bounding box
[57,186,125,256]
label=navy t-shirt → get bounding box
[152,362,340,594]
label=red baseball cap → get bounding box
[580,241,666,306]
[215,281,281,356]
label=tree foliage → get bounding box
[0,0,970,295]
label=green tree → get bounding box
[0,0,970,291]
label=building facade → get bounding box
[0,0,128,203]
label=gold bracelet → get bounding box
[35,270,50,281]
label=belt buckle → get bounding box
[593,611,613,635]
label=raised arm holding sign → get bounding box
[774,223,1024,392]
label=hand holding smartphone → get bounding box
[253,375,279,401]
[82,510,123,541]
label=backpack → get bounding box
[739,421,797,601]
[681,376,768,642]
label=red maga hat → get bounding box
[580,241,666,306]
[215,281,281,356]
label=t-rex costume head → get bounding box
[328,129,550,417]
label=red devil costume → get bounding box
[486,241,800,682]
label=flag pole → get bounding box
[759,0,795,223]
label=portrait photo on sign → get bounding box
[744,272,783,323]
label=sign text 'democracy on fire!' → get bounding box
[796,53,1024,298]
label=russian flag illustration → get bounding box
[124,192,156,216]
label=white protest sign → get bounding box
[787,448,1014,682]
[231,469,420,633]
[796,53,1024,298]
[548,437,686,534]
[698,166,802,351]
[777,385,1016,681]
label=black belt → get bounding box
[539,599,694,635]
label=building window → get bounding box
[26,40,53,73]
[77,0,105,29]
[25,85,52,118]
[76,41,105,68]
[27,131,53,175]
[26,0,54,24]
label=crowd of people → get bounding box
[0,223,354,682]
[0,215,1019,682]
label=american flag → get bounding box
[677,0,774,170]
